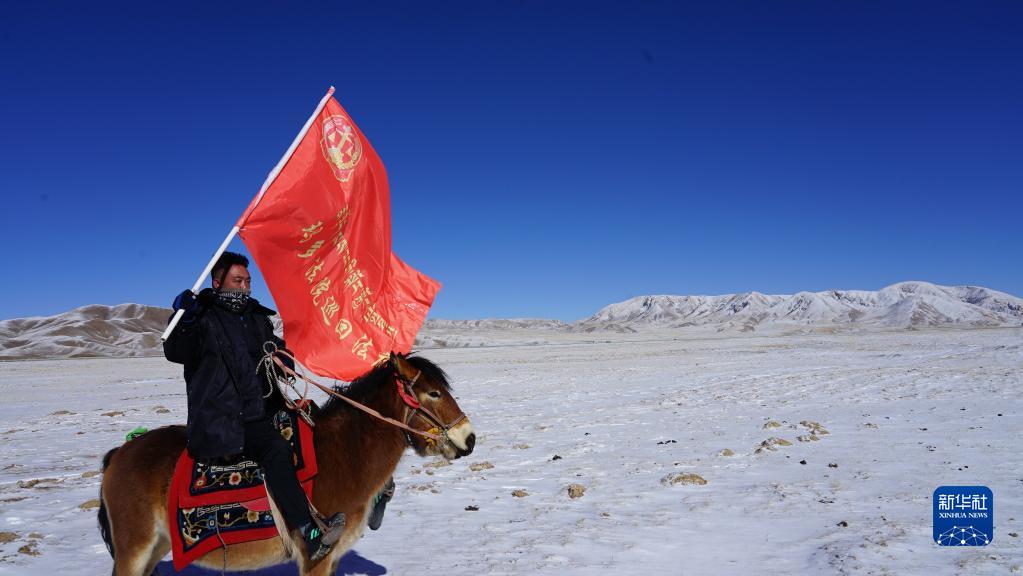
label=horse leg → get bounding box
[141,529,172,576]
[103,484,170,576]
[101,427,182,576]
[300,522,363,576]
[324,547,347,576]
[302,552,336,576]
[294,532,343,576]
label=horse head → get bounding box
[389,352,475,460]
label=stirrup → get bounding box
[301,512,345,562]
[318,512,345,545]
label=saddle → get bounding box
[167,405,318,571]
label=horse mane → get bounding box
[318,354,451,419]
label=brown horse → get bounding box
[97,352,475,576]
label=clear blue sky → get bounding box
[1,1,1020,321]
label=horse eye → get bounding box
[427,391,442,399]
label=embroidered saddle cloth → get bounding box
[167,407,317,571]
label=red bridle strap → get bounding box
[396,372,421,409]
[397,369,469,442]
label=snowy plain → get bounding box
[0,327,1021,575]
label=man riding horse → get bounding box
[163,251,393,562]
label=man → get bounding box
[164,251,342,562]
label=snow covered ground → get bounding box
[0,328,1021,575]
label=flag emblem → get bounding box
[320,114,363,183]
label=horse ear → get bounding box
[390,352,417,381]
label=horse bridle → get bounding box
[267,347,467,445]
[394,369,468,447]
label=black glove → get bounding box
[172,290,199,322]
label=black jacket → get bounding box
[164,288,289,460]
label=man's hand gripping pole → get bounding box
[161,226,240,341]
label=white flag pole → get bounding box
[161,226,240,340]
[161,87,336,341]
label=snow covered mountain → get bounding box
[423,318,569,331]
[572,281,1023,332]
[0,303,172,360]
[1,282,1019,360]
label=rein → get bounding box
[267,348,465,443]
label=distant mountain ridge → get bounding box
[423,318,569,330]
[1,281,1019,359]
[0,303,172,360]
[573,281,1023,333]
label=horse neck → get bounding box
[311,381,408,512]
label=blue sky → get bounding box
[1,1,1020,321]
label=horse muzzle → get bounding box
[446,421,475,459]
[456,432,476,458]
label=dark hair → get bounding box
[319,354,452,418]
[211,251,249,285]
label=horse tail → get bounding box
[97,447,119,560]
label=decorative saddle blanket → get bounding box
[167,407,318,571]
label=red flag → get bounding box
[237,88,440,380]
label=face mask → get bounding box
[215,289,251,314]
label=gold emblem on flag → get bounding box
[320,115,363,183]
